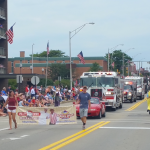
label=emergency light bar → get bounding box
[125,82,133,85]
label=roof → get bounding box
[9,56,107,61]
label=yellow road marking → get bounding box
[39,121,105,150]
[126,98,147,111]
[50,121,110,150]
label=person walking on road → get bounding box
[2,90,18,130]
[76,86,91,130]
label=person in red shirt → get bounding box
[72,87,75,91]
[25,85,29,97]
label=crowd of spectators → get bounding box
[0,84,81,117]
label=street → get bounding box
[0,98,150,150]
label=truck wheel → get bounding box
[112,107,116,111]
[97,110,102,119]
[119,103,122,109]
[130,97,133,103]
[134,96,137,102]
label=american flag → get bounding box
[77,51,85,64]
[111,62,115,68]
[6,26,14,44]
[47,41,49,55]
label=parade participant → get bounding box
[2,90,18,130]
[49,108,57,125]
[76,86,91,130]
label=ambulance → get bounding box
[125,76,145,100]
[80,72,123,111]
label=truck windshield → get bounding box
[136,79,142,85]
[80,77,96,87]
[97,77,115,87]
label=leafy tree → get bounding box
[54,79,74,89]
[89,62,101,72]
[30,50,68,57]
[105,50,132,75]
[48,64,70,81]
[37,79,53,87]
[8,79,17,91]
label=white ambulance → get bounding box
[80,72,123,111]
[125,76,145,100]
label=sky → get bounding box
[8,0,150,69]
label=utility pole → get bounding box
[108,49,109,71]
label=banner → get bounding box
[16,106,76,125]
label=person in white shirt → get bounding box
[31,87,35,98]
[39,108,49,125]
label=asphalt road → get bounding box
[0,97,150,150]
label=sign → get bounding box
[16,106,76,125]
[31,76,40,85]
[16,75,23,83]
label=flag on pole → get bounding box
[77,51,85,64]
[6,25,14,44]
[111,62,114,68]
[47,41,49,55]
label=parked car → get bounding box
[74,97,106,119]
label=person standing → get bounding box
[76,86,91,130]
[2,90,18,130]
[31,87,35,98]
[7,86,11,95]
[49,108,58,125]
[25,85,29,97]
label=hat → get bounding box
[83,86,87,89]
[68,90,71,93]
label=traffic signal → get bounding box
[126,67,128,71]
[117,69,118,72]
[126,71,128,74]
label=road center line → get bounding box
[126,98,147,111]
[100,127,150,129]
[50,122,110,150]
[39,121,107,150]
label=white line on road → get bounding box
[20,135,29,138]
[100,127,150,129]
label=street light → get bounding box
[42,68,44,75]
[132,53,141,74]
[122,48,134,77]
[139,58,145,76]
[109,44,124,71]
[69,22,94,89]
[32,44,34,74]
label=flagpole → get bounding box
[108,48,109,72]
[46,42,49,87]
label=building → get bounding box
[0,0,8,87]
[8,51,108,81]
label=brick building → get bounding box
[0,0,8,87]
[8,51,108,81]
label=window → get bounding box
[28,60,30,63]
[54,61,57,63]
[11,61,13,67]
[79,60,81,63]
[62,61,65,64]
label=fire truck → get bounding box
[125,76,145,100]
[80,72,123,111]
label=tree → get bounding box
[30,50,68,57]
[8,79,17,91]
[89,62,101,72]
[105,50,132,75]
[48,64,70,81]
[54,79,74,89]
[37,79,53,87]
